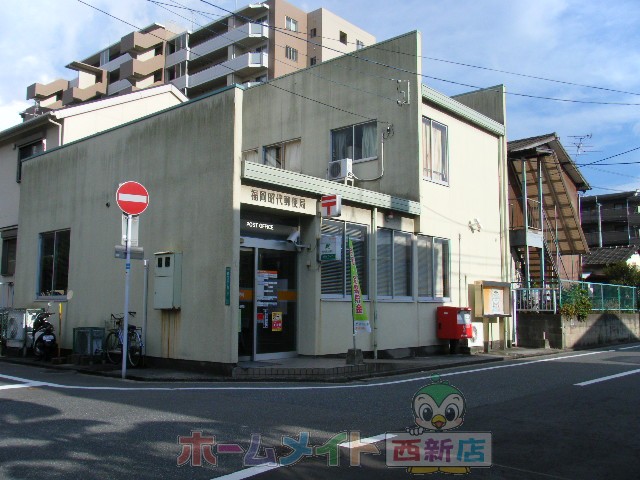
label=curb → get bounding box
[0,354,505,383]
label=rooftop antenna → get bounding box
[568,134,601,158]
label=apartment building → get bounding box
[13,31,511,367]
[25,0,375,109]
[581,191,640,248]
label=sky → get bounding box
[2,0,640,195]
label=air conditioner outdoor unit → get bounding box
[327,158,353,181]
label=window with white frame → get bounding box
[38,229,70,298]
[285,16,298,32]
[422,117,448,184]
[262,139,302,172]
[16,139,45,183]
[377,228,412,298]
[285,46,298,62]
[321,220,368,297]
[417,235,450,299]
[331,121,377,162]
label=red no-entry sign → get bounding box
[116,181,149,216]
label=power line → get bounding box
[76,0,385,124]
[370,48,640,98]
[576,145,640,167]
[147,0,397,103]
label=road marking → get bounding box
[618,345,640,350]
[0,350,614,392]
[211,433,394,480]
[0,382,45,390]
[339,433,395,448]
[575,368,640,386]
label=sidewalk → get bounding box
[0,347,564,382]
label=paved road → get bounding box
[1,344,639,479]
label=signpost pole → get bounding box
[121,214,132,379]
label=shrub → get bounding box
[559,285,592,321]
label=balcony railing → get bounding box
[187,52,267,89]
[509,198,542,231]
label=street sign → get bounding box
[114,245,144,260]
[116,181,149,216]
[121,215,139,247]
[321,194,341,217]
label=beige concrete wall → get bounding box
[268,0,308,79]
[15,87,242,364]
[306,8,376,64]
[62,87,186,143]
[420,102,504,303]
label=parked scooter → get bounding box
[32,312,57,360]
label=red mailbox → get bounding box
[437,306,472,340]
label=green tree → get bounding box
[602,262,640,287]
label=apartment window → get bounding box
[255,74,267,83]
[332,121,377,162]
[339,31,348,45]
[254,44,268,54]
[310,28,317,38]
[422,117,449,184]
[285,46,298,62]
[356,40,365,50]
[16,139,45,183]
[263,139,302,172]
[377,229,412,298]
[154,71,162,82]
[38,229,71,298]
[310,56,317,66]
[255,15,268,25]
[1,230,17,276]
[417,235,450,299]
[285,16,298,32]
[321,220,368,297]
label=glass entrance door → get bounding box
[238,246,297,360]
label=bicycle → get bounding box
[105,312,143,367]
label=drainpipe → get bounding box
[522,159,530,288]
[538,157,545,287]
[48,117,62,147]
[597,200,603,248]
[371,207,378,359]
[143,259,149,357]
[627,199,631,244]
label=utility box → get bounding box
[436,306,472,340]
[154,252,182,309]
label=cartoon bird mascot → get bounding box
[406,375,470,475]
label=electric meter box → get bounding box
[436,306,472,340]
[154,252,182,309]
